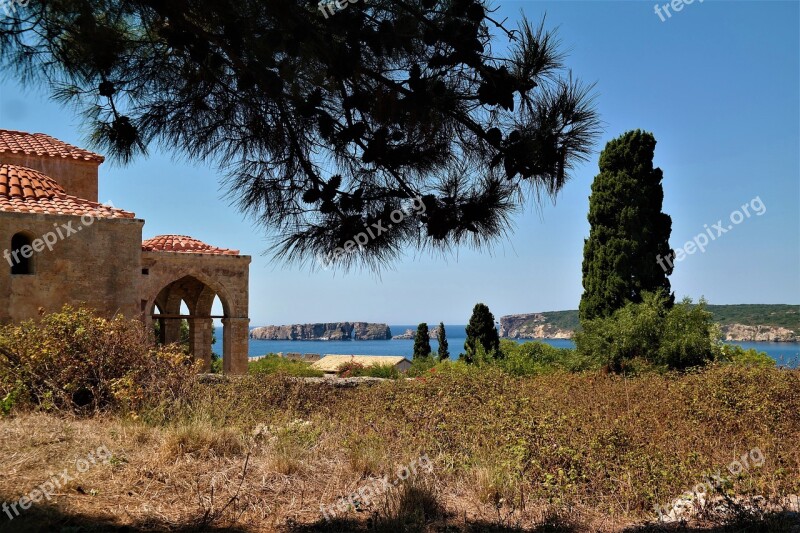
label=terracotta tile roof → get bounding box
[142,235,240,256]
[0,129,104,163]
[0,164,135,219]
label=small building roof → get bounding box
[142,234,240,256]
[311,354,411,372]
[0,164,135,219]
[0,129,104,163]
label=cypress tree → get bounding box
[463,303,500,363]
[437,322,450,361]
[579,130,675,322]
[413,323,432,360]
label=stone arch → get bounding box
[146,270,237,319]
[147,271,243,373]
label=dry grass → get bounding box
[0,365,798,532]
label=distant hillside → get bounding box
[536,310,580,331]
[705,304,799,331]
[499,304,799,341]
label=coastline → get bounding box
[213,326,800,368]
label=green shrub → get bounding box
[334,360,401,379]
[360,364,401,379]
[336,360,366,377]
[210,353,223,374]
[406,356,437,377]
[249,354,324,377]
[499,340,599,376]
[405,359,491,379]
[0,305,196,414]
[714,344,776,367]
[575,291,718,371]
[658,298,716,368]
[0,389,19,417]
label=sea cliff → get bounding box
[720,324,797,342]
[499,313,575,340]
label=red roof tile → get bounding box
[0,129,104,163]
[142,235,240,256]
[0,165,135,219]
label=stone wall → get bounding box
[0,153,100,202]
[284,353,322,362]
[0,211,144,324]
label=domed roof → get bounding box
[0,129,104,162]
[0,164,135,218]
[0,164,65,198]
[142,235,240,256]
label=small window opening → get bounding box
[10,233,34,275]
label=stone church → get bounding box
[0,129,251,373]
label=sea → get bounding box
[211,325,800,368]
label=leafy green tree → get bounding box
[579,130,674,322]
[0,1,599,271]
[436,322,450,361]
[413,323,432,360]
[463,303,499,363]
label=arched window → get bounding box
[10,233,34,275]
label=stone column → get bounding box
[222,317,250,375]
[188,317,213,372]
[162,319,182,346]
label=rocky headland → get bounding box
[499,312,798,342]
[720,324,797,342]
[499,313,575,340]
[250,322,391,341]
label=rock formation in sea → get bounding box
[250,322,392,341]
[391,325,440,340]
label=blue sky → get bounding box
[1,0,798,325]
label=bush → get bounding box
[0,305,197,414]
[715,344,776,367]
[406,356,438,377]
[499,340,599,376]
[210,353,223,373]
[658,298,717,368]
[334,360,400,379]
[336,360,366,377]
[360,364,401,379]
[575,291,718,371]
[249,354,324,377]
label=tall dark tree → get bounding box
[579,130,674,322]
[413,323,432,359]
[436,321,449,361]
[463,303,499,363]
[0,0,599,271]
